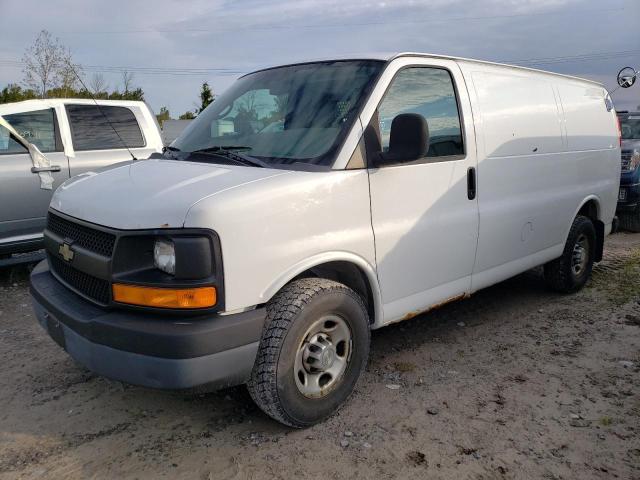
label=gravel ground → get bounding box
[0,232,638,480]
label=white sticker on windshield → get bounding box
[0,126,9,150]
[628,116,640,120]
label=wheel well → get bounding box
[295,261,375,323]
[577,199,604,262]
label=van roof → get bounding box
[248,52,604,88]
[396,52,603,86]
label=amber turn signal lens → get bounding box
[112,284,216,309]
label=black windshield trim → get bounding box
[167,151,332,172]
[240,58,386,79]
[173,60,386,170]
[190,148,269,168]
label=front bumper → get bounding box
[30,260,265,390]
[617,175,640,213]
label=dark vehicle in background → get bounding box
[617,111,640,231]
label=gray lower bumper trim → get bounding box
[34,301,259,390]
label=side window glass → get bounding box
[3,108,58,153]
[378,67,464,158]
[0,124,28,155]
[66,105,145,151]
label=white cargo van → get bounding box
[29,53,620,427]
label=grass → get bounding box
[599,416,613,426]
[590,247,640,305]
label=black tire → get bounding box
[247,278,370,428]
[618,208,640,233]
[544,215,596,293]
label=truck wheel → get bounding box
[247,278,370,428]
[618,208,640,233]
[544,215,596,293]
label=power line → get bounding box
[1,49,638,81]
[50,4,627,35]
[511,49,640,66]
[0,60,247,76]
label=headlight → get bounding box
[154,239,175,275]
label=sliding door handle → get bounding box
[467,167,476,200]
[31,165,61,173]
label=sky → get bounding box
[0,0,639,116]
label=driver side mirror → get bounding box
[376,113,429,166]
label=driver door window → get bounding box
[377,67,464,160]
[0,124,28,155]
[3,108,60,153]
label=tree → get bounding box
[156,106,171,126]
[116,87,144,101]
[237,91,259,121]
[179,110,196,120]
[199,82,214,113]
[0,84,37,103]
[89,73,108,95]
[22,30,76,98]
[122,71,134,94]
[1,82,146,104]
[106,86,145,101]
[57,54,83,97]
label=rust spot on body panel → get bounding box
[395,293,469,324]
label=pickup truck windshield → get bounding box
[620,115,640,139]
[171,60,384,167]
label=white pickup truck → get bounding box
[0,99,162,263]
[29,53,620,427]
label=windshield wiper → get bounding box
[195,145,252,152]
[189,146,270,168]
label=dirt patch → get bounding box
[0,233,639,479]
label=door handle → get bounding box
[31,165,61,173]
[467,167,476,200]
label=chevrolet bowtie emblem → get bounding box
[59,243,75,262]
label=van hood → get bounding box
[50,159,290,229]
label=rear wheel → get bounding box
[247,278,370,428]
[544,215,596,293]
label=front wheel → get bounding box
[247,278,370,428]
[544,215,596,293]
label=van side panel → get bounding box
[466,66,567,280]
[558,82,616,151]
[473,71,564,158]
[457,61,619,292]
[555,82,620,226]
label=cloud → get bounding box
[488,0,578,12]
[0,0,638,114]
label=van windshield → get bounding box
[171,60,384,168]
[620,114,640,140]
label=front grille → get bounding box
[621,151,632,172]
[47,212,116,257]
[49,255,111,304]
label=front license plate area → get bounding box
[619,188,627,201]
[46,314,67,350]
